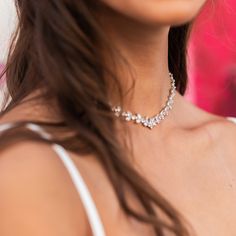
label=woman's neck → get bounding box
[100,7,172,117]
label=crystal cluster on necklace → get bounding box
[111,72,176,129]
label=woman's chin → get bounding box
[100,0,207,27]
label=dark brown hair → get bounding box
[0,0,192,235]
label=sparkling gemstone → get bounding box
[154,117,160,123]
[111,71,176,129]
[142,118,149,127]
[113,106,121,113]
[135,114,142,123]
[121,111,127,117]
[125,111,132,121]
[148,120,155,129]
[160,110,165,116]
[131,115,136,121]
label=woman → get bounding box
[0,0,236,236]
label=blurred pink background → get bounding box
[187,0,236,117]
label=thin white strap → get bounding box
[227,117,236,124]
[0,122,52,140]
[52,144,106,236]
[0,122,16,132]
[0,122,106,236]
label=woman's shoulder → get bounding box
[193,109,236,150]
[0,96,92,235]
[0,136,89,235]
[213,116,236,153]
[178,94,236,151]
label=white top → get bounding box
[0,116,236,236]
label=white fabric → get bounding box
[52,144,106,236]
[0,122,15,132]
[227,116,236,124]
[0,116,236,236]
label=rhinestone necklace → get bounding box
[111,72,176,129]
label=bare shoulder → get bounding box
[0,91,62,124]
[177,94,236,154]
[197,114,236,159]
[211,117,236,156]
[205,115,236,143]
[0,141,89,236]
[196,114,236,155]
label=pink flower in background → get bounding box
[188,0,236,117]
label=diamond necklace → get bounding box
[111,72,176,129]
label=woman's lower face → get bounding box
[100,0,207,26]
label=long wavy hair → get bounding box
[0,0,192,235]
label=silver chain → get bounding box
[111,72,176,129]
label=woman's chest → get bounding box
[126,138,236,236]
[77,128,236,236]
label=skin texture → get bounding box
[1,0,236,236]
[101,0,207,25]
